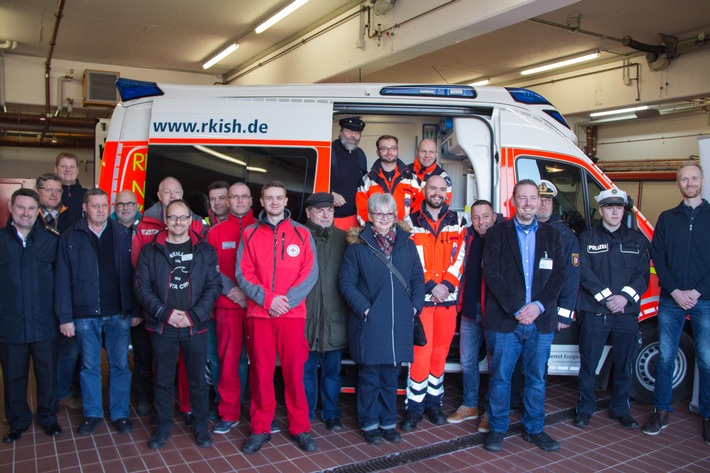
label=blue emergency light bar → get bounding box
[380,86,476,98]
[505,87,551,106]
[116,78,164,102]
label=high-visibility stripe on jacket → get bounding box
[408,203,466,307]
[355,159,416,225]
[404,160,453,214]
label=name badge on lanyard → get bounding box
[539,251,553,270]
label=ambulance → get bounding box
[99,78,694,403]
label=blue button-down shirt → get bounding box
[513,217,544,314]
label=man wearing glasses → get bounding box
[36,173,77,234]
[134,199,222,450]
[111,190,141,234]
[356,135,414,225]
[206,182,256,435]
[303,192,349,432]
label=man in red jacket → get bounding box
[207,182,257,434]
[236,181,319,454]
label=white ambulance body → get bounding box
[100,79,693,403]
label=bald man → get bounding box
[406,139,452,214]
[110,190,141,234]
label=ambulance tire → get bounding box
[631,325,695,405]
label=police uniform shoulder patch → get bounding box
[571,253,580,267]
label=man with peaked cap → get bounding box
[331,117,368,230]
[575,187,649,430]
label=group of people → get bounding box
[1,126,709,459]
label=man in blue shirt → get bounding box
[482,179,565,453]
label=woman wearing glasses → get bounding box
[338,193,424,445]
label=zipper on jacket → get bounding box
[281,232,285,260]
[272,231,278,291]
[390,273,396,366]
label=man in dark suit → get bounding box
[482,179,565,453]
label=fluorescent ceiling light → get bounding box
[469,78,490,87]
[520,52,600,76]
[590,105,649,117]
[255,0,309,34]
[203,42,239,69]
[194,146,267,173]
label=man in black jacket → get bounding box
[55,188,136,437]
[482,179,565,453]
[643,160,710,444]
[574,188,649,430]
[134,199,222,450]
[55,152,87,221]
[0,189,62,443]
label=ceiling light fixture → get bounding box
[520,51,600,76]
[469,78,490,87]
[203,42,239,70]
[590,105,649,117]
[255,0,309,34]
[194,145,268,173]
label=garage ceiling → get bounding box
[0,0,707,85]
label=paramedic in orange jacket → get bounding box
[236,181,319,454]
[406,139,453,214]
[355,135,415,225]
[401,175,466,431]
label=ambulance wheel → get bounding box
[632,325,695,404]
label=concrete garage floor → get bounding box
[1,364,709,473]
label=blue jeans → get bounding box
[304,349,343,421]
[459,312,483,408]
[74,315,132,420]
[655,297,710,417]
[357,364,400,431]
[486,323,554,434]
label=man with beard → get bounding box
[643,161,710,445]
[482,179,565,453]
[330,117,368,230]
[356,135,414,224]
[402,175,466,431]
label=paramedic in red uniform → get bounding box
[355,135,415,224]
[207,182,256,435]
[401,175,466,431]
[330,117,368,230]
[236,181,319,454]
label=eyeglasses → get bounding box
[229,194,251,200]
[166,215,190,222]
[311,208,334,217]
[371,212,395,220]
[38,187,63,194]
[115,201,137,209]
[378,146,398,153]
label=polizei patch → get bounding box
[587,243,609,253]
[286,244,300,257]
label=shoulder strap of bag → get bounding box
[365,244,411,298]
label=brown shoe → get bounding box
[59,396,82,411]
[478,412,490,433]
[447,405,479,424]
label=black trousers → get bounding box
[576,311,639,417]
[131,323,153,403]
[0,337,59,429]
[151,327,208,431]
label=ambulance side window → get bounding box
[145,144,317,223]
[587,173,605,227]
[515,157,588,234]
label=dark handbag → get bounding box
[365,245,427,347]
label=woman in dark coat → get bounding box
[338,193,425,445]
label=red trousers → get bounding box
[246,317,310,435]
[215,307,246,421]
[407,305,457,404]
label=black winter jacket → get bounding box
[55,218,135,323]
[134,230,222,334]
[651,200,710,299]
[578,223,650,314]
[0,221,59,343]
